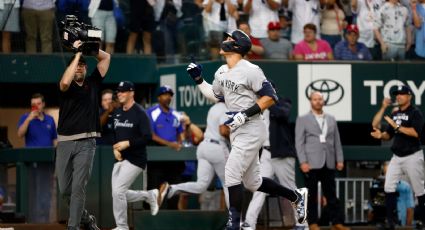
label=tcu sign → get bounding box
[364,80,425,105]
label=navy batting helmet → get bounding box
[221,30,252,56]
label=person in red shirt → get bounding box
[238,21,264,59]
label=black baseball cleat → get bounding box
[158,182,170,207]
[293,187,308,224]
[82,214,100,230]
[225,207,241,230]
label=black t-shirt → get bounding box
[58,68,103,136]
[269,97,297,159]
[99,0,113,11]
[113,103,152,169]
[386,105,424,157]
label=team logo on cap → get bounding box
[119,82,124,87]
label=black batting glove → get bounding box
[186,57,204,84]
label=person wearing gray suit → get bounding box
[295,92,349,230]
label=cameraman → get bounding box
[56,40,110,230]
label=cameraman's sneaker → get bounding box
[82,214,100,230]
[292,187,308,224]
[148,189,159,216]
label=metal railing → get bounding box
[318,178,374,224]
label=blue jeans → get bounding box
[382,43,405,61]
[321,34,342,49]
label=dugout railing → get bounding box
[0,145,400,229]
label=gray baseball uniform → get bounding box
[212,59,267,191]
[245,110,299,229]
[168,102,230,207]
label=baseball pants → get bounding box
[56,138,96,228]
[384,150,425,196]
[112,160,153,230]
[225,121,266,191]
[171,140,230,207]
[245,149,296,229]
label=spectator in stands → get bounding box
[374,0,411,61]
[243,0,281,39]
[320,0,346,49]
[261,21,293,59]
[412,0,425,59]
[288,0,323,45]
[0,0,20,53]
[238,21,264,59]
[56,0,90,23]
[146,85,185,209]
[152,0,183,63]
[202,0,239,60]
[334,24,372,60]
[351,0,385,60]
[278,7,291,40]
[17,93,57,223]
[88,0,117,54]
[21,0,55,53]
[400,0,416,59]
[293,23,334,60]
[98,89,121,145]
[126,0,155,54]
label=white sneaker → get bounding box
[149,189,159,216]
[241,222,254,230]
[293,187,308,224]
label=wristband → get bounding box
[394,125,400,133]
[243,103,261,117]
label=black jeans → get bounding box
[304,167,344,225]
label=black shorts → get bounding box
[129,0,155,33]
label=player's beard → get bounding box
[74,73,85,84]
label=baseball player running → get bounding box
[177,30,308,230]
[160,101,230,207]
[370,85,425,228]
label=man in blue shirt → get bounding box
[146,85,184,209]
[17,93,57,147]
[16,93,57,223]
[334,24,372,61]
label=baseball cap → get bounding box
[68,55,86,66]
[346,24,359,34]
[391,85,412,95]
[267,21,281,31]
[158,85,174,96]
[116,81,135,92]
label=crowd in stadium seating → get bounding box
[1,0,425,62]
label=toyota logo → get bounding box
[305,79,344,106]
